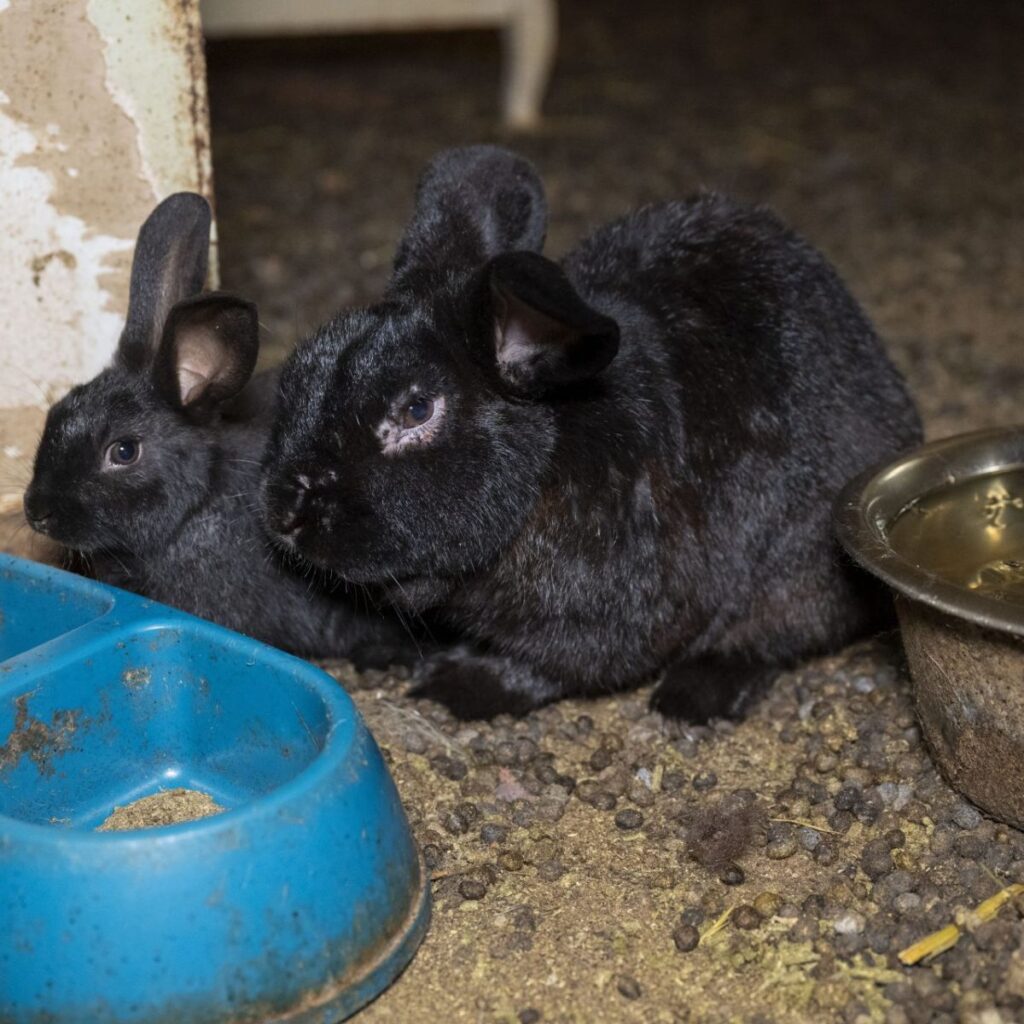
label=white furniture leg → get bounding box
[503,0,557,128]
[201,0,559,128]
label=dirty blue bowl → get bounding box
[0,554,428,1024]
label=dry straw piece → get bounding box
[700,905,736,945]
[897,883,1024,965]
[768,817,841,835]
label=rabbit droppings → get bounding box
[262,146,922,721]
[25,193,413,668]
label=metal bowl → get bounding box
[836,426,1024,827]
[0,554,429,1024]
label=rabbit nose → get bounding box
[272,473,313,536]
[23,490,55,533]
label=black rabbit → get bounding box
[262,145,922,720]
[24,193,413,667]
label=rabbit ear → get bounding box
[487,252,620,393]
[152,293,259,419]
[117,192,212,371]
[388,146,547,295]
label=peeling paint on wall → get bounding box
[0,0,212,410]
[0,103,131,406]
[87,0,214,203]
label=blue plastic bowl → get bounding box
[0,554,429,1024]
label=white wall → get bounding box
[0,0,213,412]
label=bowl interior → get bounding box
[0,624,332,829]
[888,467,1024,603]
[0,565,114,662]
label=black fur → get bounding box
[24,193,413,667]
[263,146,922,719]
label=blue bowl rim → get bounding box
[0,555,362,847]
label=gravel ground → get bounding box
[1,1,1021,1022]
[206,2,1022,1021]
[331,646,1024,1024]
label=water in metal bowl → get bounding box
[888,469,1024,603]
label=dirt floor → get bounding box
[2,0,1023,1021]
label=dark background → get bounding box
[207,0,1023,442]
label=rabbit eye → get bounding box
[401,396,435,430]
[377,394,446,454]
[105,439,141,467]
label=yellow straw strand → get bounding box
[898,883,1024,965]
[700,905,735,945]
[768,817,841,835]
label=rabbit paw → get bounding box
[410,650,560,720]
[650,654,777,724]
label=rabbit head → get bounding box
[25,193,259,556]
[263,146,619,588]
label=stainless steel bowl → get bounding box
[835,426,1024,827]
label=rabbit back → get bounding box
[450,195,920,684]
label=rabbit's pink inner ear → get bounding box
[492,281,581,380]
[485,252,620,391]
[174,332,230,407]
[155,294,259,413]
